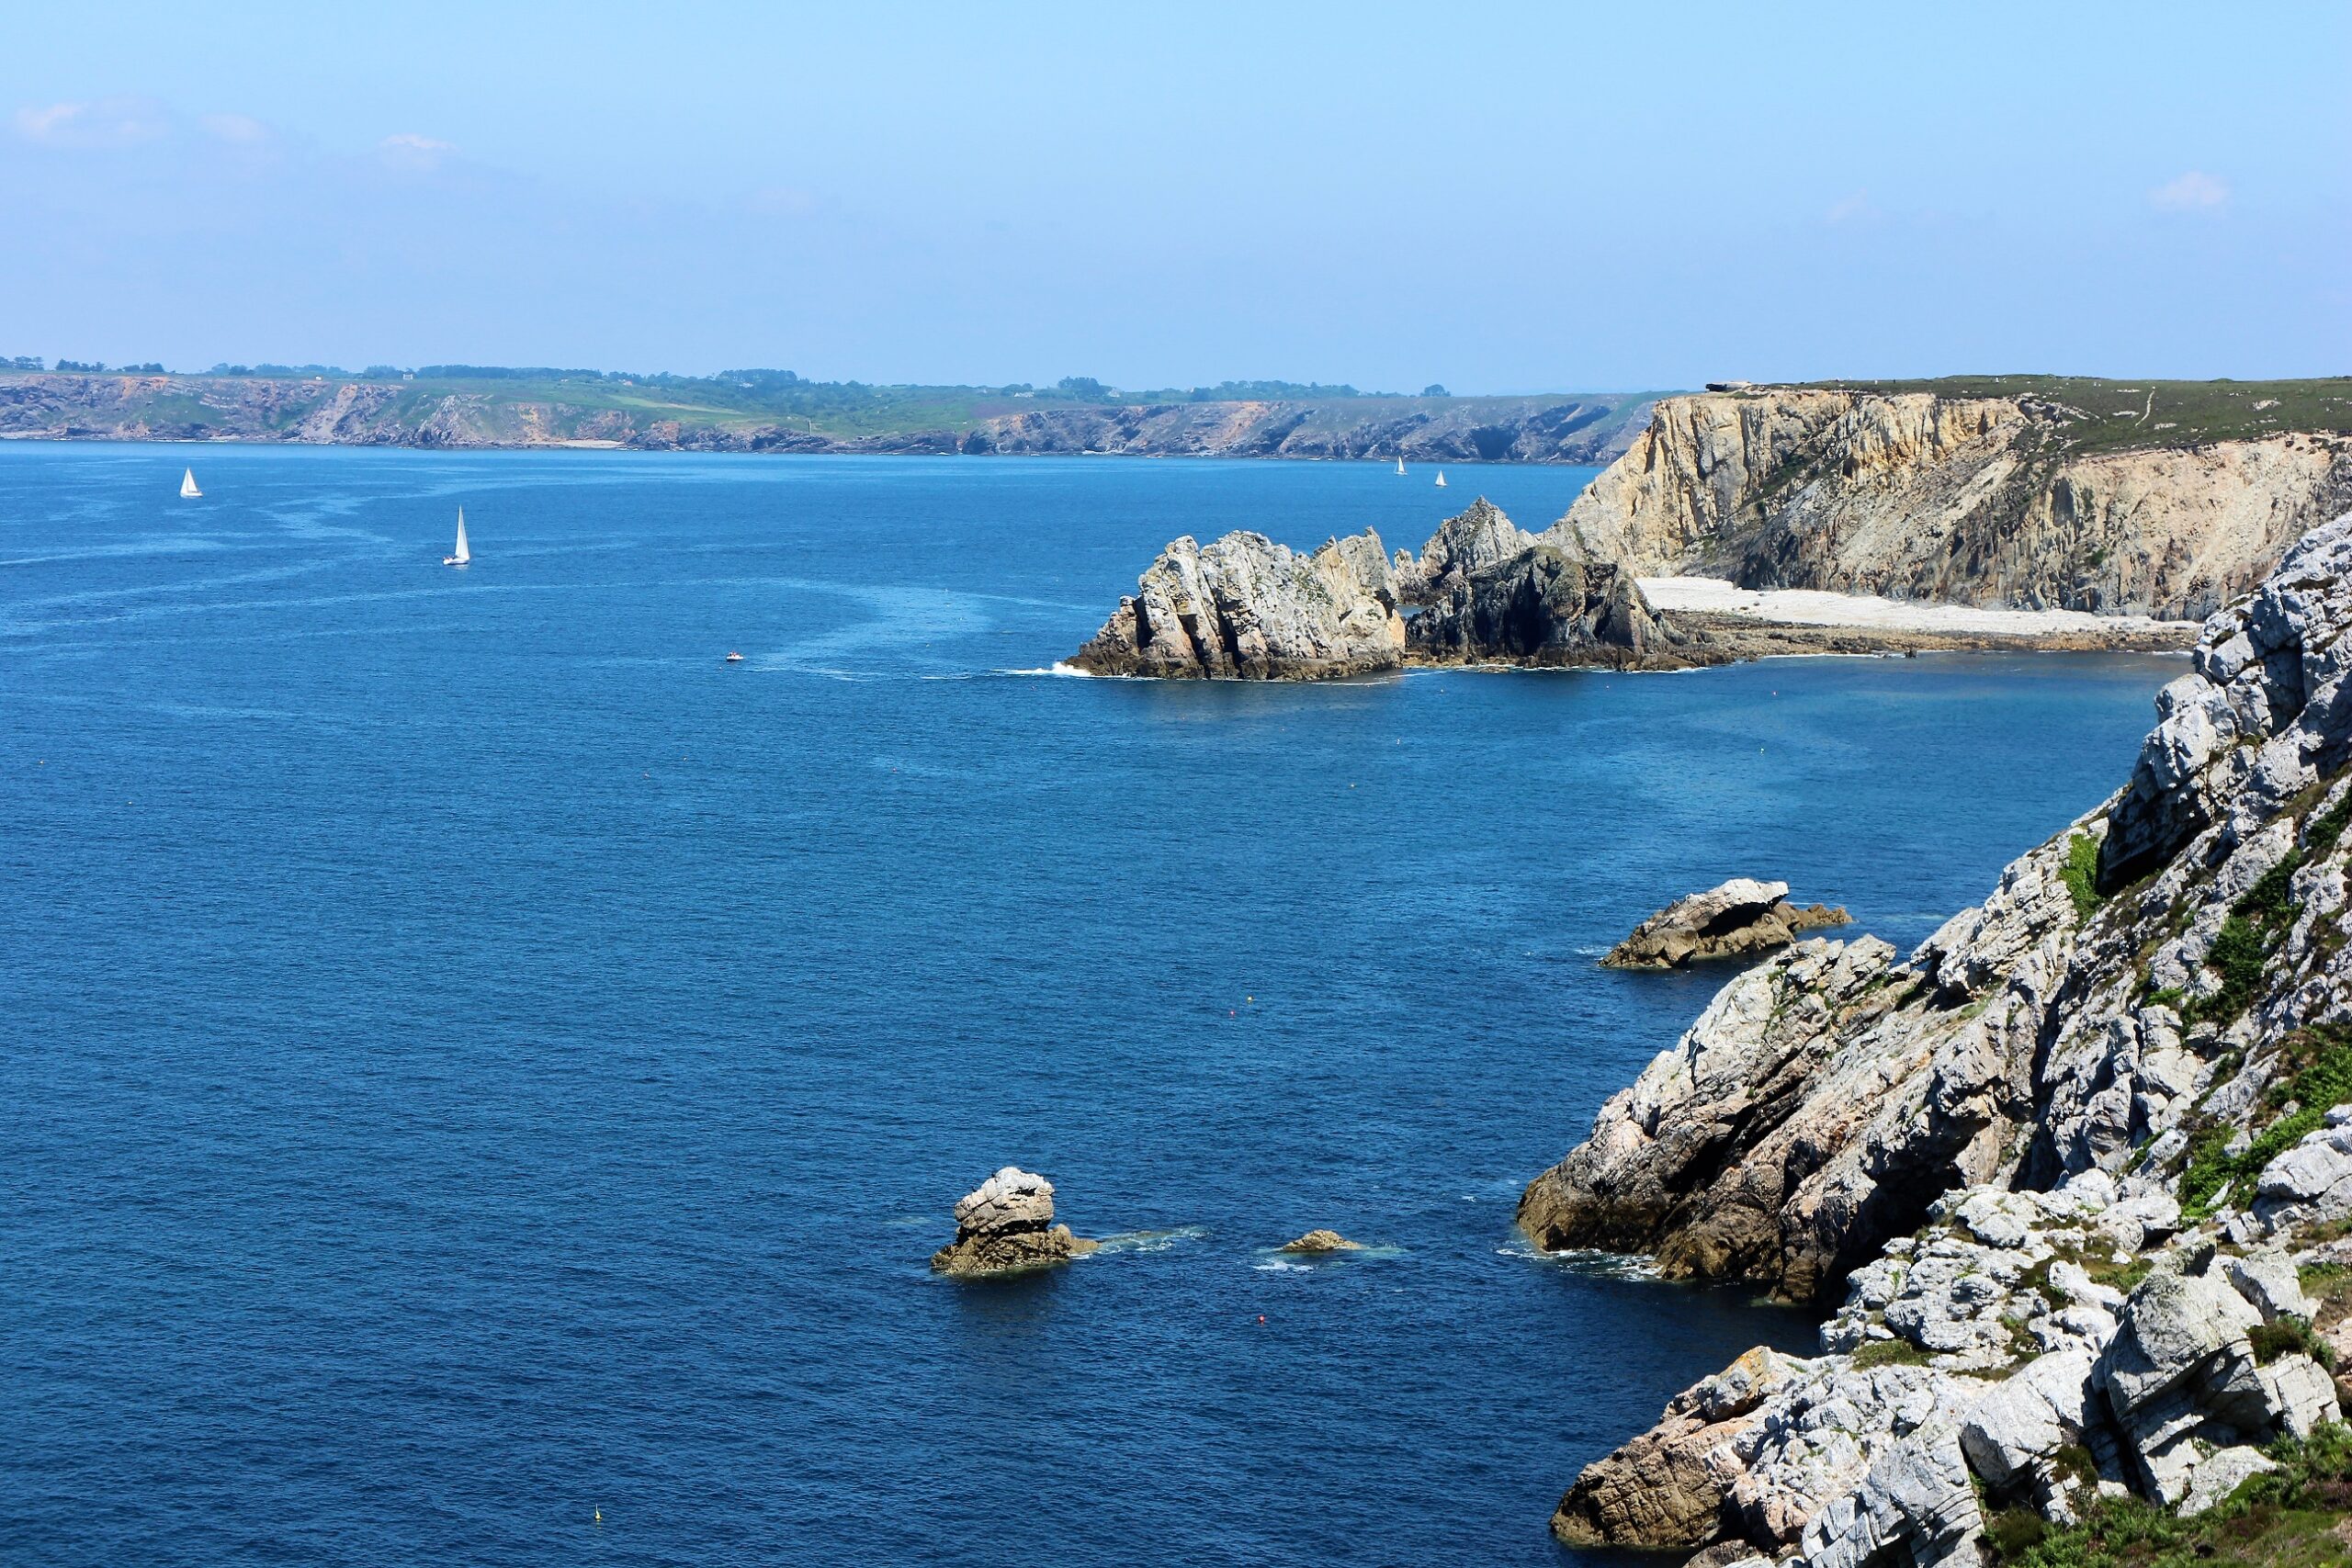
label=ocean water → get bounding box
[1,446,2180,1567]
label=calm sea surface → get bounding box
[2,446,2177,1566]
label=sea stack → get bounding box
[1069,529,1405,680]
[930,1167,1097,1278]
[1600,878,1851,970]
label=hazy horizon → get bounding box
[4,1,2346,391]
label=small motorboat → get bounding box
[725,651,745,663]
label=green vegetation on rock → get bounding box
[1996,1424,2352,1566]
[2063,834,2105,923]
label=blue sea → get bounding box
[1,445,2177,1566]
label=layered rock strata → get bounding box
[1601,879,1851,970]
[1531,513,2352,1561]
[1552,389,2352,619]
[930,1167,1096,1277]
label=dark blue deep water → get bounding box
[2,446,2177,1566]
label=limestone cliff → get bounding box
[1530,513,2352,1562]
[1552,388,2352,619]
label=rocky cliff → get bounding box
[1531,513,2352,1562]
[1551,388,2352,620]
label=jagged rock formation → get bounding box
[1600,879,1851,970]
[930,1168,1096,1277]
[1068,530,1405,680]
[1532,513,2352,1562]
[1076,501,1702,677]
[1393,497,1689,668]
[1550,389,2352,619]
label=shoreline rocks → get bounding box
[930,1167,1098,1278]
[1528,512,2352,1562]
[1600,879,1851,970]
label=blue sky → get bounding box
[3,1,2345,391]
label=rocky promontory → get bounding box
[1601,879,1851,970]
[1527,512,2352,1562]
[1072,499,1713,677]
[930,1167,1097,1278]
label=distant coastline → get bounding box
[0,367,1661,466]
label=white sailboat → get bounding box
[1433,468,1448,488]
[178,468,202,499]
[443,507,470,567]
[1393,456,1407,476]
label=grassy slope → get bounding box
[1781,375,2352,455]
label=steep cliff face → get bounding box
[1552,389,2352,619]
[1532,514,2352,1563]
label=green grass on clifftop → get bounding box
[1780,375,2352,456]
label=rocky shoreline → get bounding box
[1521,512,2352,1562]
[1068,497,2197,679]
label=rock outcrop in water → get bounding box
[1279,1229,1363,1254]
[1528,513,2352,1561]
[930,1168,1097,1277]
[1074,500,1699,676]
[1551,388,2352,620]
[1068,530,1406,679]
[1600,879,1851,970]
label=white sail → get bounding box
[1394,457,1406,475]
[179,468,201,499]
[1434,468,1447,488]
[450,507,469,565]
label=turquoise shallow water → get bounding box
[0,446,2178,1565]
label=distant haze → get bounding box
[1,1,2345,390]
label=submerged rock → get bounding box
[1600,878,1851,970]
[1278,1229,1363,1254]
[930,1167,1098,1278]
[1068,529,1404,680]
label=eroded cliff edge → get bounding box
[1527,513,2352,1562]
[1552,385,2352,620]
